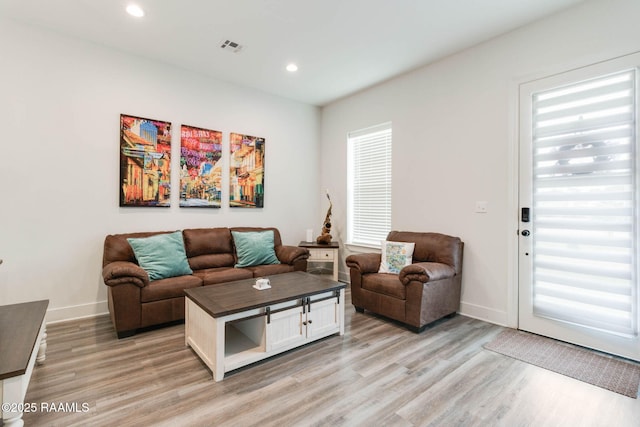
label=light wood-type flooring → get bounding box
[23,290,640,426]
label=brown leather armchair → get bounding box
[345,231,463,332]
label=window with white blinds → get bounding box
[347,122,392,248]
[532,69,638,337]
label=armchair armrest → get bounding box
[345,253,381,274]
[276,245,310,265]
[399,262,455,286]
[102,261,149,288]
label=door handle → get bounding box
[521,230,530,236]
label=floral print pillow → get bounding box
[378,241,415,274]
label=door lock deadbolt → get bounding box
[521,230,530,236]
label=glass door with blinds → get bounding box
[518,54,640,361]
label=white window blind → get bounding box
[532,69,637,337]
[347,122,392,248]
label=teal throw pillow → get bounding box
[232,230,281,268]
[127,231,193,281]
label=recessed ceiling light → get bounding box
[286,63,298,72]
[126,4,145,18]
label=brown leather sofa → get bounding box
[102,227,309,338]
[345,231,463,332]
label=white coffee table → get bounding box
[184,271,345,381]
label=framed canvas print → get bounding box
[119,114,172,207]
[180,125,223,208]
[229,133,265,208]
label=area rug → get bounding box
[484,329,640,398]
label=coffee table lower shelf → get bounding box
[185,288,345,381]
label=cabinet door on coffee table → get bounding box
[308,298,341,339]
[266,306,305,351]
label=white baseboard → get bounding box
[42,298,507,328]
[46,300,109,324]
[339,270,350,283]
[459,301,509,327]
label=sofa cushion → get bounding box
[193,267,253,286]
[127,231,193,281]
[103,230,173,266]
[378,241,415,274]
[362,274,406,300]
[386,231,462,272]
[140,274,202,303]
[243,263,294,277]
[183,228,236,270]
[231,230,281,268]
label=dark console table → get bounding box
[1,300,48,427]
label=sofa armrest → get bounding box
[345,253,381,274]
[102,261,149,288]
[399,262,455,286]
[276,245,310,265]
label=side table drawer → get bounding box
[309,249,336,261]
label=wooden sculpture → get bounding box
[316,191,333,244]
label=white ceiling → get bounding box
[0,0,585,106]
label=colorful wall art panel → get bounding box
[229,133,265,208]
[179,125,223,207]
[119,114,172,207]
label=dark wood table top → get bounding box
[0,300,48,380]
[298,241,339,249]
[184,271,345,318]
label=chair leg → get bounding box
[407,324,427,333]
[408,312,458,333]
[117,329,136,339]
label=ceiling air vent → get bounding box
[220,39,244,53]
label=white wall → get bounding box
[0,19,320,321]
[320,0,640,326]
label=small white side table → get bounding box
[299,241,339,281]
